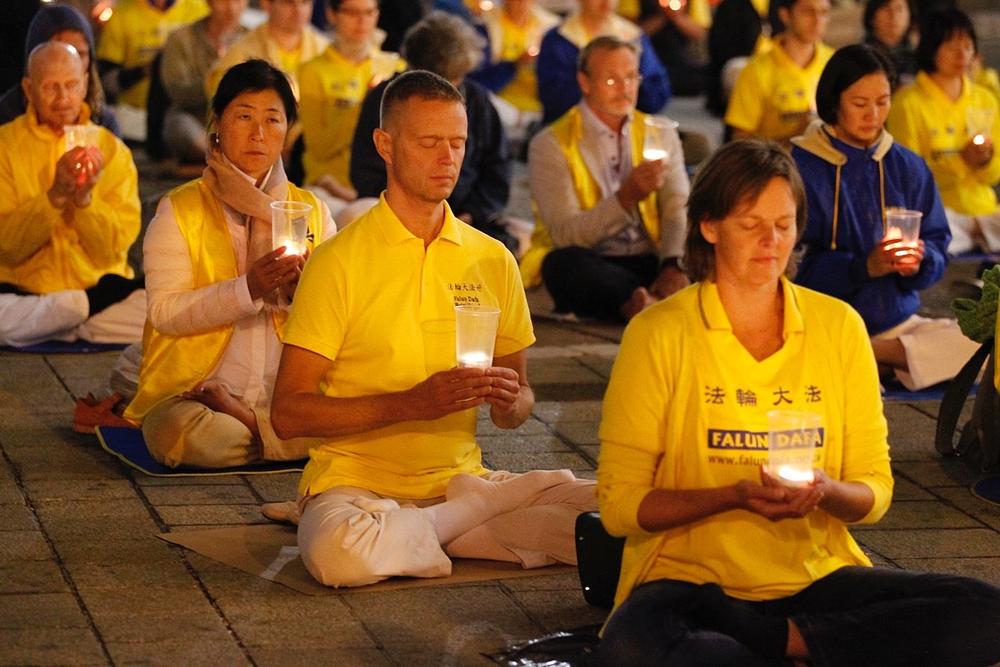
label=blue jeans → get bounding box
[598,567,1000,666]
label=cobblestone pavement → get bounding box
[3,284,999,665]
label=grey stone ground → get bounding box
[5,22,1000,658]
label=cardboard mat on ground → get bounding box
[160,524,575,595]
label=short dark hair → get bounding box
[327,0,379,10]
[212,59,298,125]
[915,8,977,73]
[684,141,806,282]
[379,69,465,129]
[400,11,484,82]
[577,35,638,75]
[862,0,913,39]
[816,44,895,125]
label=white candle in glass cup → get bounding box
[270,200,312,256]
[967,107,994,146]
[455,305,500,369]
[884,208,922,257]
[642,116,678,162]
[63,124,99,151]
[767,410,823,487]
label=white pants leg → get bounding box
[110,342,143,401]
[0,291,88,347]
[298,487,452,588]
[76,289,146,344]
[297,471,597,588]
[873,314,983,390]
[945,208,1000,254]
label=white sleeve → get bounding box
[143,197,259,336]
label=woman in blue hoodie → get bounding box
[792,43,979,390]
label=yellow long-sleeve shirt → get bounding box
[598,279,893,609]
[888,72,1000,217]
[0,107,140,293]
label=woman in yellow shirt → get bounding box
[597,140,1000,665]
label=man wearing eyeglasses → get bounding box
[523,36,689,321]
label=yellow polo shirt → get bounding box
[598,279,893,606]
[298,47,403,185]
[888,72,1000,217]
[285,196,535,500]
[97,0,208,108]
[725,41,833,141]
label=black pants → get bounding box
[598,567,1000,666]
[541,247,658,322]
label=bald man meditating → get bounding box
[0,42,144,347]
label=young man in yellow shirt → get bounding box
[271,71,596,588]
[725,0,833,143]
[298,0,403,219]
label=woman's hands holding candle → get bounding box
[867,238,924,278]
[247,247,302,301]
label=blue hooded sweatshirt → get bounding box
[791,122,950,335]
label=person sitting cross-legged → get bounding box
[524,36,689,322]
[792,44,980,390]
[0,42,144,348]
[271,70,597,588]
[596,139,1000,666]
[123,60,334,469]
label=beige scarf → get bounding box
[202,142,288,302]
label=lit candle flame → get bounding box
[458,351,491,369]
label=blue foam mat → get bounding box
[971,477,1000,507]
[952,251,1000,264]
[3,340,127,354]
[96,425,307,477]
[882,380,977,403]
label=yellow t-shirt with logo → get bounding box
[598,279,893,606]
[97,0,208,108]
[888,72,1000,217]
[298,47,403,185]
[725,41,833,141]
[285,196,535,500]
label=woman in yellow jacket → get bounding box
[124,60,333,469]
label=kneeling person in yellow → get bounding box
[271,71,597,588]
[597,141,1000,665]
[124,61,334,469]
[0,42,144,346]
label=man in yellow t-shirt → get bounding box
[96,0,208,109]
[271,71,596,588]
[725,0,832,142]
[298,0,403,219]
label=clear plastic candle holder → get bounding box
[642,116,678,162]
[967,107,994,146]
[63,124,99,151]
[455,305,500,369]
[767,410,823,486]
[270,200,312,256]
[884,208,922,255]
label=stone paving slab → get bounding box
[1,270,998,665]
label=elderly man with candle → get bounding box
[523,36,689,322]
[0,42,144,348]
[270,70,596,588]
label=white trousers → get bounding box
[297,471,597,588]
[872,314,982,390]
[0,289,146,348]
[945,208,1000,254]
